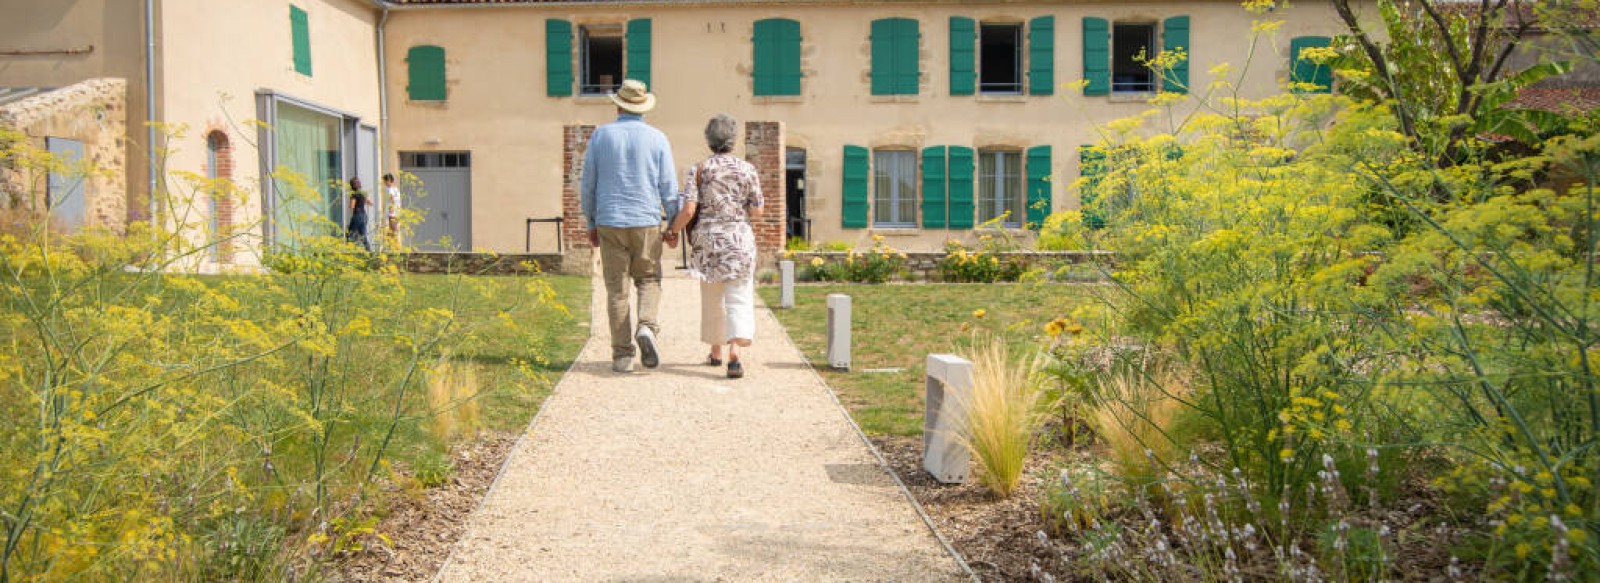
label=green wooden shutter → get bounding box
[871,19,895,95]
[1026,145,1052,228]
[947,146,975,229]
[842,146,870,228]
[1082,17,1109,96]
[1079,146,1106,228]
[627,19,652,87]
[872,18,918,96]
[921,147,948,228]
[949,17,976,96]
[778,19,802,95]
[754,19,801,96]
[406,46,446,101]
[896,19,920,94]
[1290,36,1333,93]
[546,20,573,97]
[1162,16,1190,93]
[1028,16,1055,95]
[290,5,311,76]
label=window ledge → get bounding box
[574,95,616,105]
[868,95,920,104]
[753,95,804,104]
[1108,92,1155,103]
[870,227,921,236]
[976,93,1028,103]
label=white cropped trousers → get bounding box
[700,276,755,346]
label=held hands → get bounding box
[663,230,680,249]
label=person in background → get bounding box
[346,177,370,251]
[580,79,680,374]
[383,173,401,246]
[666,114,762,379]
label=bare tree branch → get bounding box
[1333,0,1420,143]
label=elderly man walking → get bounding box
[581,79,680,373]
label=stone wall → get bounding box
[780,250,1114,282]
[396,252,589,276]
[0,78,128,233]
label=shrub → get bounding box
[938,237,1027,283]
[955,337,1044,498]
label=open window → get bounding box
[580,24,624,95]
[1112,22,1155,93]
[979,23,1022,94]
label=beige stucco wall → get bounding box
[0,0,150,225]
[383,0,1358,253]
[0,78,129,232]
[159,0,381,267]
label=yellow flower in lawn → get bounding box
[810,257,825,267]
[973,309,987,319]
[1045,317,1068,337]
[1065,324,1085,335]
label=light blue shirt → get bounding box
[580,114,679,229]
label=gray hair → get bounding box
[704,114,738,154]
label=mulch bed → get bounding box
[872,435,1077,582]
[328,431,519,582]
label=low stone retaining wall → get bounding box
[778,250,1113,282]
[397,250,591,276]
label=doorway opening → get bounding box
[784,147,807,243]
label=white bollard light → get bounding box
[826,293,851,370]
[923,354,973,484]
[779,260,795,309]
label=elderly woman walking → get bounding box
[667,114,763,378]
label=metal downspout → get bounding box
[374,2,390,180]
[144,0,158,225]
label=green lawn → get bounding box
[759,283,1092,436]
[403,274,590,433]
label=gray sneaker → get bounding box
[612,356,634,373]
[635,327,660,369]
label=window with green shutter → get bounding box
[407,45,446,101]
[947,146,975,229]
[949,17,976,96]
[290,5,311,76]
[1082,17,1109,96]
[546,20,573,97]
[871,18,919,96]
[842,146,870,228]
[1290,36,1333,93]
[626,19,652,88]
[921,146,947,228]
[1025,145,1052,228]
[1078,146,1107,228]
[1161,16,1190,93]
[1028,16,1055,95]
[754,19,802,96]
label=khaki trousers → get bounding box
[598,226,663,359]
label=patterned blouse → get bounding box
[682,153,764,282]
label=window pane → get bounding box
[978,152,999,223]
[873,150,917,226]
[874,152,893,224]
[1002,152,1022,226]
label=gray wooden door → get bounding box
[400,151,472,251]
[46,137,86,232]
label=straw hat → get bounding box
[610,79,656,114]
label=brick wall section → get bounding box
[743,121,786,256]
[561,124,596,251]
[205,130,236,263]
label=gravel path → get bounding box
[435,270,968,581]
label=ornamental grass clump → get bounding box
[955,337,1044,498]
